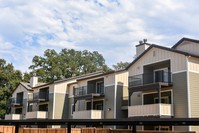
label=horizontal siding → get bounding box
[128,47,187,76]
[190,72,199,117]
[189,57,199,72]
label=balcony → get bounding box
[5,114,22,120]
[128,103,173,117]
[26,111,48,119]
[74,86,104,100]
[129,72,172,87]
[11,98,23,106]
[28,92,49,102]
[73,110,103,119]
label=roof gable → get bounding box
[126,43,199,70]
[172,37,199,49]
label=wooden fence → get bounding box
[0,126,15,133]
[0,127,195,133]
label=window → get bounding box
[96,81,104,94]
[154,96,169,104]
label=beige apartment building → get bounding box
[5,71,128,127]
[127,38,199,131]
[5,37,199,131]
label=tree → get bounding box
[112,61,130,70]
[29,49,110,82]
[0,59,22,119]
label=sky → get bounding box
[0,0,199,72]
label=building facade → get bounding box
[127,38,199,131]
[5,71,128,128]
[5,37,199,132]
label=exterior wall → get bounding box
[54,83,67,94]
[104,74,115,86]
[189,72,199,131]
[175,41,199,56]
[104,85,115,119]
[131,92,142,106]
[128,47,187,76]
[13,84,29,99]
[189,57,199,72]
[173,72,189,131]
[173,72,188,118]
[116,85,128,119]
[54,93,68,119]
[48,93,54,119]
[115,71,128,87]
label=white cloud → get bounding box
[0,0,199,72]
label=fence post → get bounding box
[67,124,71,133]
[132,125,136,133]
[15,125,19,133]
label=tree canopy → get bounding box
[29,49,110,82]
[0,59,22,119]
[112,61,130,70]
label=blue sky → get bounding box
[0,0,199,72]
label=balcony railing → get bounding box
[5,114,22,120]
[73,110,103,119]
[128,103,173,117]
[28,92,49,101]
[11,98,23,106]
[129,72,172,87]
[74,86,104,96]
[26,111,48,119]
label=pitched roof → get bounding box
[172,37,199,49]
[126,43,199,70]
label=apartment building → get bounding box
[69,70,128,121]
[5,70,128,125]
[127,38,199,131]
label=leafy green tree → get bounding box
[29,49,109,82]
[112,61,130,70]
[0,59,22,119]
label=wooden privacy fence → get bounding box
[0,127,195,133]
[0,126,15,133]
[1,118,199,133]
[18,128,81,133]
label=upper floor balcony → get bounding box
[74,85,104,100]
[11,98,23,106]
[129,72,172,87]
[28,91,49,102]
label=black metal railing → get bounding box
[11,98,23,105]
[29,92,49,101]
[74,86,104,96]
[129,72,172,87]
